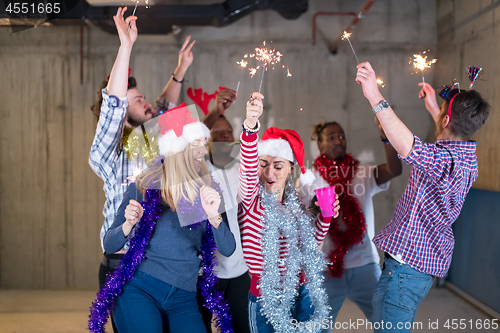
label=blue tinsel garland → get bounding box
[88,180,233,333]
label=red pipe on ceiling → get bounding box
[329,0,378,53]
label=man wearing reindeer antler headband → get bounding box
[356,62,490,332]
[89,7,195,332]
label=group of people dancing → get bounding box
[88,7,491,333]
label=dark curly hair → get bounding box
[90,76,137,122]
[444,89,490,140]
[311,121,340,142]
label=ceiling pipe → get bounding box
[329,0,377,54]
[312,11,356,45]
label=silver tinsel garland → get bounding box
[258,182,330,333]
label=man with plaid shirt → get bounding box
[356,62,490,332]
[89,10,195,332]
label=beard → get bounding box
[126,109,152,128]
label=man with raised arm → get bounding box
[356,62,490,332]
[89,7,194,332]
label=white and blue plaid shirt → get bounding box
[89,88,174,252]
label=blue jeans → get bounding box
[323,262,381,332]
[372,258,433,333]
[113,270,207,333]
[248,285,318,333]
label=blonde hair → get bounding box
[137,142,211,211]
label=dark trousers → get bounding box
[197,272,251,333]
[99,253,124,333]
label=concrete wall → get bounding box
[436,0,500,313]
[435,0,500,191]
[449,188,500,314]
[0,0,436,289]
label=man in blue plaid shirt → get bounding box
[88,8,195,332]
[356,62,490,332]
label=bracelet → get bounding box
[171,73,185,83]
[240,132,259,146]
[381,137,390,145]
[208,214,222,228]
[243,120,260,134]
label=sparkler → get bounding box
[258,66,265,93]
[255,42,282,92]
[124,165,144,201]
[376,78,385,88]
[127,1,139,34]
[342,31,359,64]
[240,41,289,92]
[412,51,437,85]
[236,57,248,94]
[249,41,283,92]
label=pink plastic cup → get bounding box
[314,186,337,217]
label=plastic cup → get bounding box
[314,186,337,217]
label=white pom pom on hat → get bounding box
[157,103,210,155]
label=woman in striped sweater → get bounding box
[238,92,340,333]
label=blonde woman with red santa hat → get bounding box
[238,92,340,333]
[89,103,236,333]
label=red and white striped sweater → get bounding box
[237,131,332,296]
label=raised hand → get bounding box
[200,185,221,219]
[178,35,196,71]
[245,92,264,128]
[356,62,384,107]
[418,82,440,119]
[113,7,137,49]
[215,88,238,114]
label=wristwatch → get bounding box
[373,100,389,114]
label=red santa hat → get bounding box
[258,127,306,174]
[158,103,210,155]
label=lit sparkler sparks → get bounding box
[245,41,284,92]
[287,66,292,77]
[236,56,249,94]
[412,52,437,84]
[240,41,289,92]
[124,165,144,201]
[341,31,352,40]
[249,67,258,78]
[237,59,248,67]
[341,31,359,64]
[376,78,385,88]
[124,166,143,184]
[253,43,282,67]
